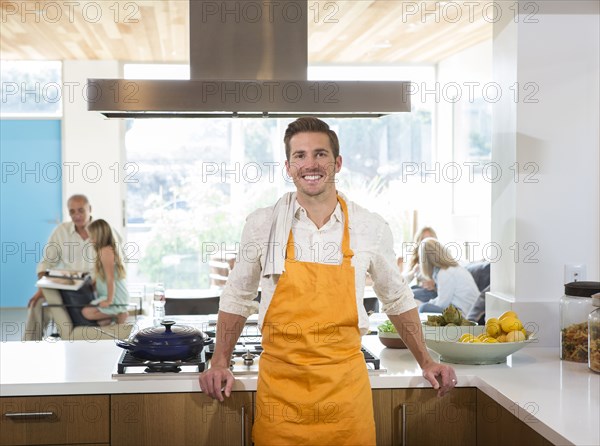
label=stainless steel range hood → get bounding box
[87,0,411,118]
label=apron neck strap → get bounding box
[337,195,354,260]
[285,195,354,261]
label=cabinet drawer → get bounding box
[1,395,109,446]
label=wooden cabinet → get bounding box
[0,395,109,446]
[0,389,554,446]
[476,390,552,446]
[111,392,253,446]
[373,388,554,446]
[373,388,477,446]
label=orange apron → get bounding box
[252,196,376,446]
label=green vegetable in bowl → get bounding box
[423,304,477,327]
[377,320,397,333]
[442,305,462,325]
[426,315,446,326]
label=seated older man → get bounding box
[23,194,121,340]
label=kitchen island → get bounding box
[1,337,597,446]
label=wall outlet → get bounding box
[564,264,587,283]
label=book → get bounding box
[36,270,91,291]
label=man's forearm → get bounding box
[388,309,436,369]
[210,311,247,368]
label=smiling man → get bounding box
[199,117,457,445]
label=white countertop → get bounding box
[1,337,598,445]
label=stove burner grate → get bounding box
[116,349,206,374]
[206,341,380,370]
[361,345,381,370]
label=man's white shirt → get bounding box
[219,197,417,335]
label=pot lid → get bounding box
[133,321,205,346]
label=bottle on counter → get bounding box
[589,293,600,373]
[153,282,166,325]
[560,281,600,362]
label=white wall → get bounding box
[62,61,125,235]
[490,7,518,299]
[490,3,600,346]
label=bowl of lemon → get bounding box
[424,310,536,365]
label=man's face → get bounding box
[285,132,342,199]
[68,198,91,230]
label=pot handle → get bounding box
[116,340,134,350]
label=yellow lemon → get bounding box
[499,310,519,321]
[520,328,528,339]
[469,338,482,343]
[459,333,474,343]
[506,330,526,342]
[496,334,507,343]
[500,317,523,333]
[485,318,502,338]
[483,338,499,343]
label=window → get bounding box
[453,98,492,166]
[1,61,62,116]
[450,97,493,258]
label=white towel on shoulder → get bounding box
[261,192,297,277]
[260,191,351,277]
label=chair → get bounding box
[164,295,220,315]
[464,261,491,324]
[41,287,134,341]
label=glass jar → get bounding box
[589,293,600,373]
[560,282,600,362]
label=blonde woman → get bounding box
[81,219,129,325]
[417,237,479,314]
[403,227,438,302]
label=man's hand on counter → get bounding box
[388,309,457,397]
[199,364,235,402]
[421,361,457,398]
[199,311,247,401]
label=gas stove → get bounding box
[112,330,385,378]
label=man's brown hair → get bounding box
[283,117,340,161]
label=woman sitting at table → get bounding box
[417,237,479,314]
[403,226,438,302]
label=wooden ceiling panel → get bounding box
[0,1,491,64]
[307,1,492,64]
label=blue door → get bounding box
[1,119,62,307]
